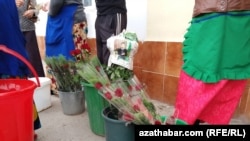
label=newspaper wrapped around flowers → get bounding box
[107,30,139,70]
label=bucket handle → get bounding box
[0,45,40,87]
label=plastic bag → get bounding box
[107,30,139,70]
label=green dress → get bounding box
[182,11,250,83]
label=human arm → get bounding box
[41,0,50,12]
[48,0,64,16]
[15,0,24,7]
[23,0,39,19]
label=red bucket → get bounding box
[0,45,40,141]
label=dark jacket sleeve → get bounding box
[49,0,64,16]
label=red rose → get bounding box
[94,82,103,90]
[104,92,112,100]
[133,104,140,111]
[115,88,123,97]
[135,84,143,91]
[154,120,162,125]
[123,112,134,121]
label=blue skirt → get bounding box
[45,5,77,60]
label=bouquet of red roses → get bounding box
[76,57,182,125]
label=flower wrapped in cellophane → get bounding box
[76,57,169,125]
[76,56,110,85]
[77,31,187,125]
[95,75,164,125]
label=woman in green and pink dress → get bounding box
[174,0,250,125]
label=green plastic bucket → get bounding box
[81,82,109,136]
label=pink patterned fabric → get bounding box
[174,71,247,125]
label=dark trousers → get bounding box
[95,13,127,65]
[23,31,45,77]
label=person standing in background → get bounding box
[1,0,29,78]
[45,0,88,59]
[95,0,127,65]
[173,0,250,125]
[1,0,41,140]
[35,0,50,61]
[17,0,45,77]
[45,0,88,93]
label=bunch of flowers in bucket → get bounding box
[45,41,91,92]
[76,57,181,125]
[95,75,162,125]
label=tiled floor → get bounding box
[35,95,250,141]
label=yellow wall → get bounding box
[146,0,194,41]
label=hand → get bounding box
[41,1,50,12]
[16,0,24,7]
[23,9,34,18]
